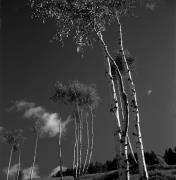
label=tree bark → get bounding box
[116,16,148,180]
[82,112,89,174]
[17,149,21,180]
[79,109,83,176]
[86,107,94,174]
[73,113,78,178]
[96,30,130,180]
[7,146,13,180]
[59,122,63,180]
[30,133,39,180]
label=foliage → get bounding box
[113,50,136,75]
[1,129,25,152]
[51,80,100,109]
[164,147,176,165]
[29,0,137,49]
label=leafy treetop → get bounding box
[51,80,100,110]
[1,129,25,152]
[29,0,137,48]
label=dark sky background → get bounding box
[0,0,176,178]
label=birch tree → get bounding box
[51,80,100,178]
[16,133,25,180]
[30,120,42,180]
[2,129,24,180]
[29,1,149,179]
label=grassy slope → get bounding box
[33,166,176,180]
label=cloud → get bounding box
[49,165,67,177]
[147,89,152,96]
[145,2,157,11]
[12,100,72,137]
[23,165,40,180]
[3,163,19,177]
[0,126,4,132]
[3,164,40,180]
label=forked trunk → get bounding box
[16,149,21,180]
[7,146,13,180]
[59,122,63,180]
[30,133,39,180]
[96,30,130,180]
[116,16,148,180]
[82,113,89,174]
[111,54,130,180]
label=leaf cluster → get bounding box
[1,129,25,152]
[30,0,137,47]
[113,50,135,76]
[51,80,100,109]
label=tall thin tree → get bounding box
[51,81,100,177]
[116,16,148,180]
[58,120,63,180]
[2,129,23,180]
[30,120,42,180]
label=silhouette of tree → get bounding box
[164,148,176,165]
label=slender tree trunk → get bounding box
[128,135,137,164]
[76,107,81,177]
[30,133,39,180]
[7,146,13,180]
[59,122,63,180]
[111,57,130,180]
[82,113,89,174]
[113,67,137,165]
[16,149,21,180]
[73,113,78,178]
[76,117,80,178]
[116,16,148,180]
[85,107,94,174]
[79,109,83,176]
[96,30,130,180]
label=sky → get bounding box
[0,0,176,178]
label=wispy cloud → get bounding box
[0,126,4,132]
[49,165,67,177]
[147,89,152,96]
[145,2,157,11]
[23,165,40,180]
[11,100,72,137]
[3,164,40,180]
[3,163,19,177]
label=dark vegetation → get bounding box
[52,147,176,177]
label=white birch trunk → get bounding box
[16,149,21,180]
[96,30,130,180]
[116,16,148,180]
[73,114,78,178]
[76,120,79,178]
[7,146,13,180]
[86,107,94,174]
[59,122,63,180]
[79,109,83,176]
[82,113,89,174]
[30,133,39,180]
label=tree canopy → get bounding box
[30,0,137,48]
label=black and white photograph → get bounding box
[0,0,176,180]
